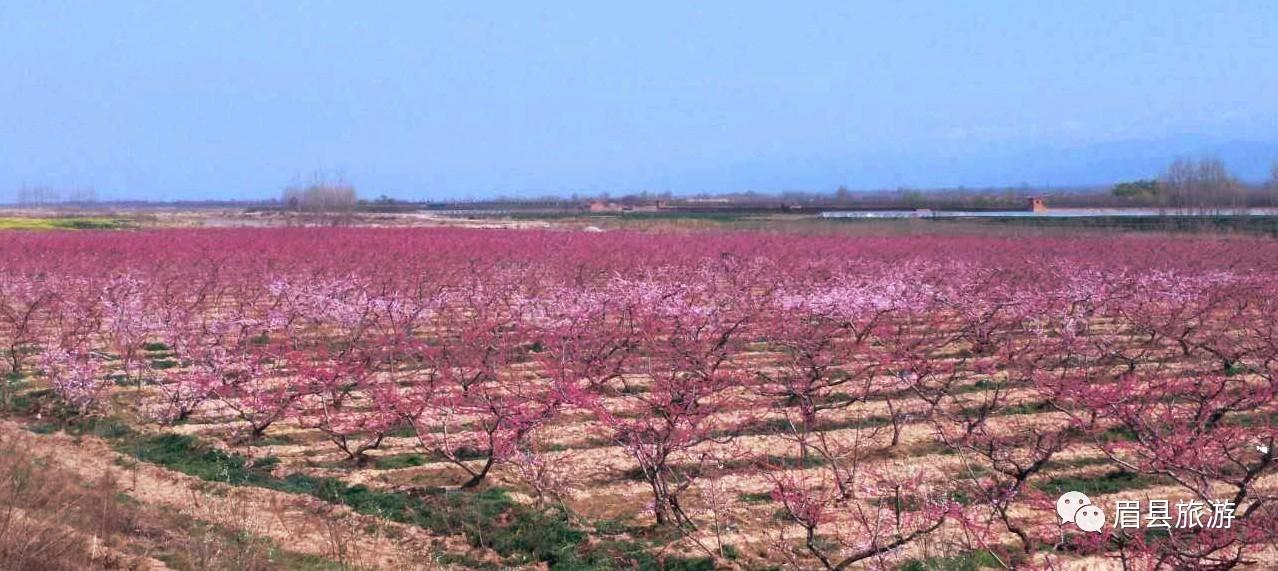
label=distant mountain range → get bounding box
[951,135,1278,188]
[678,135,1278,195]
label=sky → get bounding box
[2,1,1276,201]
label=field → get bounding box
[0,216,134,230]
[2,227,1277,570]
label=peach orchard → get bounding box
[2,228,1276,569]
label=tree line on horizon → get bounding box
[8,158,1278,213]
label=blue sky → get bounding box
[2,2,1276,201]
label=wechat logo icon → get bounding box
[1057,491,1105,533]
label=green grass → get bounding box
[1225,411,1278,428]
[27,413,136,439]
[373,452,427,469]
[1035,470,1171,497]
[489,211,753,223]
[753,453,828,469]
[1043,456,1113,470]
[115,432,588,565]
[897,550,1003,571]
[1098,424,1139,442]
[383,421,416,437]
[738,491,775,504]
[930,215,1278,236]
[729,413,892,439]
[149,516,347,571]
[124,433,279,485]
[0,216,134,231]
[92,428,710,569]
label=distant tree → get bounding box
[1269,162,1278,207]
[282,178,358,215]
[1111,179,1160,199]
[898,188,925,208]
[1160,157,1241,215]
[834,186,852,202]
[65,188,98,205]
[16,186,60,207]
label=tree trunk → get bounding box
[460,457,495,489]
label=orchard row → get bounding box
[2,229,1276,569]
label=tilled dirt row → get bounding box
[0,420,500,570]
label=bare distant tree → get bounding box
[282,176,358,217]
[1269,161,1278,208]
[16,186,60,207]
[1160,157,1241,215]
[834,185,852,203]
[14,186,99,209]
[64,188,97,205]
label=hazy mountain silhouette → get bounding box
[907,135,1278,189]
[656,135,1278,194]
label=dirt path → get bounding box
[0,420,496,570]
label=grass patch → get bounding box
[1044,456,1112,470]
[386,421,417,437]
[753,453,827,469]
[104,429,707,569]
[373,453,427,470]
[27,414,135,440]
[150,358,180,369]
[253,433,296,446]
[0,216,133,231]
[149,517,347,571]
[730,413,892,439]
[738,491,775,504]
[1098,425,1138,443]
[929,215,1278,237]
[997,400,1054,416]
[898,549,1002,570]
[122,433,278,486]
[1225,411,1278,428]
[1035,470,1170,496]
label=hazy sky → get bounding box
[2,2,1276,201]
